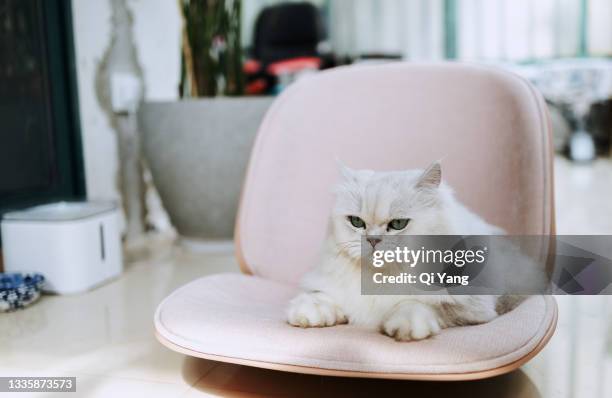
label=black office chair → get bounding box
[245,2,332,94]
[252,2,322,66]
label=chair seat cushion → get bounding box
[155,273,557,380]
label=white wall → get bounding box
[130,0,182,101]
[71,0,181,201]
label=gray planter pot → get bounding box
[140,97,273,239]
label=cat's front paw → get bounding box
[382,302,442,341]
[287,292,347,328]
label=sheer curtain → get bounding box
[458,0,612,60]
[241,0,612,61]
[457,0,581,60]
[328,0,445,60]
[241,0,445,59]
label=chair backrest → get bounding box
[236,63,555,285]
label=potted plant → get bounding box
[141,0,273,241]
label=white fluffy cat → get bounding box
[287,161,505,341]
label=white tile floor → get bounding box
[1,155,611,397]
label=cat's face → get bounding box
[331,162,447,260]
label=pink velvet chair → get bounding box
[155,63,557,380]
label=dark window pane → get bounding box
[0,0,57,195]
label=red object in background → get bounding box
[245,78,267,95]
[243,56,323,95]
[243,59,262,75]
[266,57,321,76]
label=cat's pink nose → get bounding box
[366,237,382,248]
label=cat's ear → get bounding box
[416,161,442,189]
[336,159,358,183]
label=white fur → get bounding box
[287,162,503,341]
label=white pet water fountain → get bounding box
[1,202,123,294]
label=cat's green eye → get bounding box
[388,218,410,231]
[347,216,366,229]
